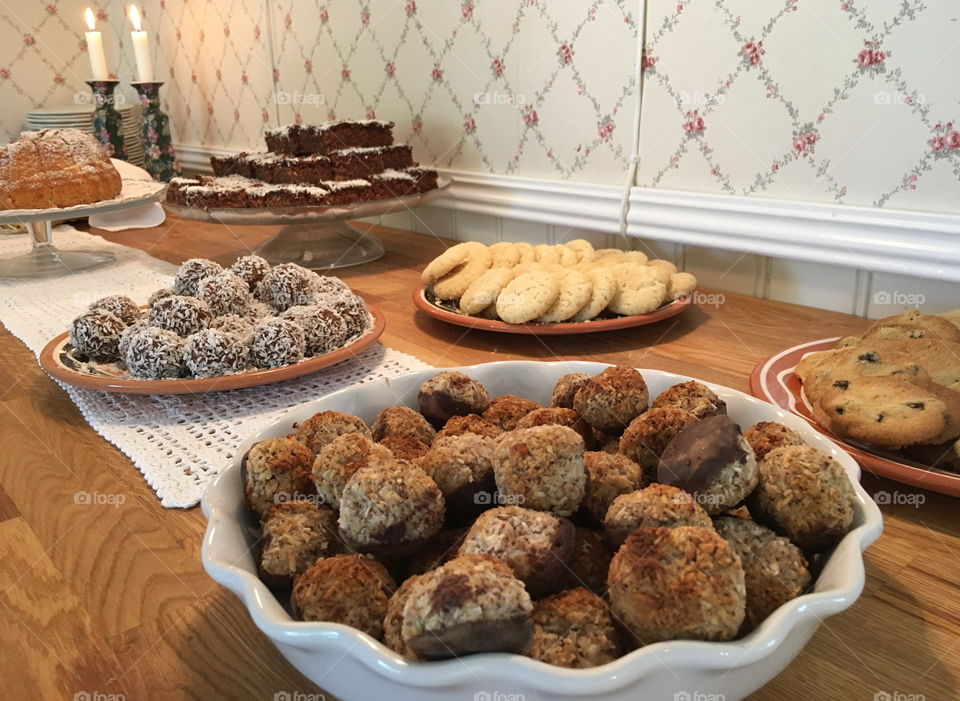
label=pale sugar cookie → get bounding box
[489,242,521,269]
[563,239,596,263]
[431,246,493,300]
[496,271,560,323]
[534,244,561,265]
[607,263,667,316]
[460,268,517,315]
[622,251,649,265]
[668,272,698,301]
[513,242,537,264]
[536,269,593,323]
[421,241,488,284]
[557,246,578,266]
[571,267,617,322]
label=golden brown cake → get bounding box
[0,129,121,210]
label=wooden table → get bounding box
[0,218,956,701]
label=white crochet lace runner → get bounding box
[0,226,433,507]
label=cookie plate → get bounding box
[202,361,882,701]
[38,303,385,395]
[750,337,960,497]
[413,285,692,335]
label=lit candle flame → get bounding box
[129,4,142,32]
[85,7,96,31]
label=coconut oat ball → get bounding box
[378,434,430,461]
[372,406,436,446]
[258,500,343,590]
[148,287,176,308]
[459,506,575,597]
[551,372,591,409]
[383,574,423,660]
[658,415,759,516]
[493,425,586,517]
[619,406,700,481]
[525,587,620,669]
[241,436,315,516]
[607,526,746,644]
[651,380,726,419]
[208,313,254,341]
[70,309,127,361]
[311,432,395,510]
[249,317,305,368]
[148,295,213,337]
[182,328,248,377]
[418,434,496,524]
[401,554,533,659]
[121,326,184,379]
[418,371,491,429]
[294,410,371,454]
[88,294,141,325]
[603,484,713,549]
[196,271,255,317]
[581,451,645,524]
[515,407,593,446]
[569,527,613,595]
[329,293,371,340]
[406,528,468,576]
[174,258,223,296]
[744,421,806,462]
[229,254,270,292]
[255,263,317,311]
[436,413,502,440]
[338,460,445,557]
[714,515,811,630]
[279,304,349,356]
[573,365,649,433]
[291,554,396,639]
[482,395,541,431]
[746,445,856,553]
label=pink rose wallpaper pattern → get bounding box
[2,0,960,216]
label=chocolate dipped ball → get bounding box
[406,527,468,577]
[249,317,305,368]
[294,410,371,454]
[121,325,184,379]
[568,526,613,595]
[88,294,141,325]
[744,421,806,462]
[383,574,424,660]
[70,309,127,361]
[525,587,620,668]
[657,415,759,516]
[482,395,541,431]
[311,432,394,509]
[651,380,726,419]
[148,295,212,337]
[581,451,645,524]
[182,328,247,377]
[418,433,496,524]
[619,406,700,481]
[241,436,315,516]
[400,554,533,659]
[258,499,343,591]
[603,483,712,549]
[418,371,491,429]
[573,365,649,433]
[174,258,223,296]
[371,405,436,446]
[551,372,591,409]
[436,413,502,440]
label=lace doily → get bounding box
[0,226,433,507]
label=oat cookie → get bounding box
[421,241,487,284]
[489,241,521,268]
[606,263,667,316]
[570,267,617,322]
[534,244,561,264]
[563,238,596,263]
[536,269,593,323]
[431,245,494,300]
[557,246,578,266]
[460,267,517,315]
[513,241,537,264]
[668,272,698,301]
[496,271,561,323]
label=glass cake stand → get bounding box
[162,177,451,269]
[0,178,166,279]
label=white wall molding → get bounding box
[175,143,960,283]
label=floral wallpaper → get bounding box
[2,0,960,215]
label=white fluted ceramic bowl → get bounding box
[202,361,883,701]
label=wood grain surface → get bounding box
[0,216,956,701]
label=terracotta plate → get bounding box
[750,337,960,497]
[39,304,385,395]
[412,285,692,335]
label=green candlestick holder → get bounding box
[86,80,128,160]
[132,81,180,181]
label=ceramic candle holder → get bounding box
[131,81,180,181]
[86,80,128,161]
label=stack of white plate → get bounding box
[23,104,145,167]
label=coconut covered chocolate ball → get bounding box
[121,326,184,379]
[294,410,371,454]
[196,271,255,317]
[551,372,591,409]
[258,500,343,590]
[338,460,445,557]
[279,304,349,356]
[658,415,759,516]
[241,436,315,516]
[249,317,305,368]
[608,526,746,644]
[714,515,811,630]
[312,274,352,300]
[418,434,496,524]
[436,414,502,440]
[174,258,223,296]
[208,313,254,341]
[493,425,586,517]
[311,432,394,509]
[581,451,645,524]
[482,395,541,431]
[744,421,806,462]
[256,262,317,311]
[148,295,213,338]
[329,293,371,340]
[746,445,856,553]
[88,294,141,325]
[573,365,649,433]
[651,380,726,419]
[418,371,491,429]
[569,527,613,595]
[383,574,424,660]
[291,554,396,639]
[459,506,575,597]
[401,554,533,659]
[372,405,436,446]
[70,309,127,361]
[515,407,593,446]
[619,406,700,481]
[603,484,713,549]
[182,328,248,377]
[525,587,620,669]
[229,254,270,292]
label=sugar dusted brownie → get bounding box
[265,120,395,155]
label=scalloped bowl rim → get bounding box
[201,360,883,697]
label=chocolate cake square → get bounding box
[265,120,395,155]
